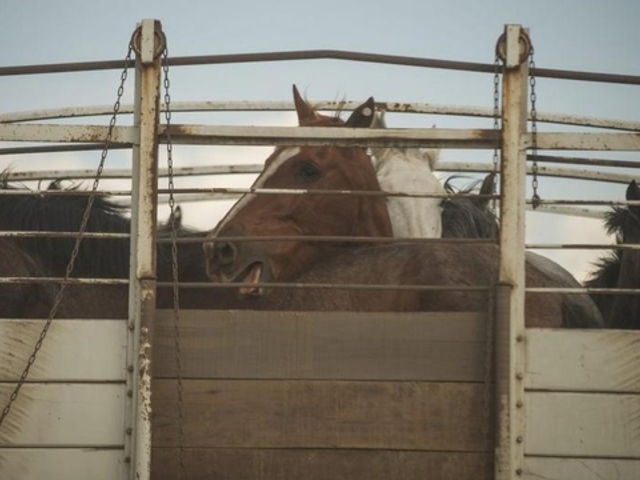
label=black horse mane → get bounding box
[0,174,131,278]
[442,174,498,239]
[585,180,640,329]
[0,173,209,281]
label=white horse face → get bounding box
[374,147,446,239]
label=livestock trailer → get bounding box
[0,19,638,480]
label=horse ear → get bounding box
[345,97,376,128]
[293,85,318,126]
[627,180,640,213]
[478,172,497,209]
[627,180,640,201]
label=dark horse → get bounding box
[204,86,603,328]
[0,176,221,318]
[585,180,640,329]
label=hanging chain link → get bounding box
[479,48,503,480]
[529,46,540,209]
[491,53,502,213]
[163,46,187,480]
[0,44,133,430]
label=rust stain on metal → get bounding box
[138,325,153,424]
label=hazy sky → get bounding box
[1,0,639,279]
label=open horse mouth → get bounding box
[236,262,265,296]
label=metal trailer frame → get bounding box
[0,19,639,480]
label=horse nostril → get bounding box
[214,241,237,266]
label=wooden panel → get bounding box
[526,329,640,393]
[152,379,488,451]
[0,384,125,446]
[0,448,124,480]
[0,319,127,381]
[525,391,640,458]
[152,448,488,480]
[524,457,640,480]
[154,310,486,381]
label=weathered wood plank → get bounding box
[0,319,127,381]
[152,379,489,451]
[0,448,124,480]
[524,457,640,480]
[154,310,486,381]
[0,384,125,446]
[525,392,640,458]
[526,329,640,393]
[151,448,488,480]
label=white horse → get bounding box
[371,111,447,238]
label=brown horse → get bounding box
[205,85,392,294]
[204,88,603,328]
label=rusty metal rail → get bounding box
[2,49,640,86]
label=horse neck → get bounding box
[372,147,445,238]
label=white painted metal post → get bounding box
[124,19,163,480]
[495,25,531,480]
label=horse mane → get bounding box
[0,172,131,278]
[585,180,640,328]
[441,175,499,239]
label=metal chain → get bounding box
[0,44,133,430]
[480,50,502,480]
[163,46,187,480]
[491,53,502,213]
[529,46,540,209]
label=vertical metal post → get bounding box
[495,24,531,480]
[124,19,163,480]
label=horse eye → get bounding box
[297,161,321,182]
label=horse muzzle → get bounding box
[204,236,273,296]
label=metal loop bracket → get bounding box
[495,30,532,67]
[130,23,166,61]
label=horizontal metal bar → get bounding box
[526,287,640,295]
[3,123,640,152]
[531,154,640,169]
[3,101,639,131]
[2,49,640,85]
[527,198,640,207]
[527,243,640,250]
[158,235,494,245]
[530,205,605,219]
[0,124,135,144]
[0,143,131,156]
[0,231,130,239]
[0,277,128,285]
[0,189,132,197]
[159,125,498,148]
[155,280,494,292]
[532,132,640,151]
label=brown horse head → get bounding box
[204,86,392,295]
